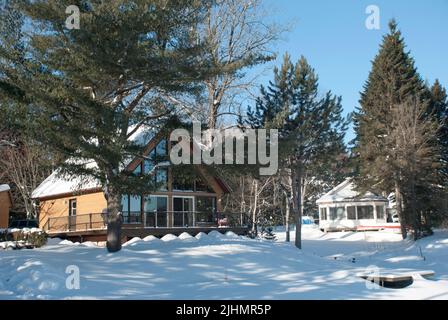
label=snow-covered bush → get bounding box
[0,228,48,249]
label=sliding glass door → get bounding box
[173,197,194,227]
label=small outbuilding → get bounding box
[0,184,12,229]
[316,178,398,232]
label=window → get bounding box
[133,164,142,175]
[329,207,345,220]
[320,208,327,221]
[329,208,336,220]
[172,176,194,191]
[173,174,214,192]
[173,197,194,227]
[121,195,129,213]
[156,139,167,156]
[376,205,385,220]
[68,199,77,231]
[144,159,154,174]
[143,140,168,191]
[156,168,168,191]
[357,205,374,219]
[337,207,345,219]
[144,196,167,227]
[196,197,216,224]
[144,139,168,173]
[121,194,142,224]
[69,199,77,216]
[330,207,345,220]
[347,206,357,220]
[195,177,213,192]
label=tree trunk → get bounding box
[395,180,406,239]
[291,165,302,249]
[252,179,259,236]
[409,175,419,240]
[284,191,290,242]
[105,187,122,252]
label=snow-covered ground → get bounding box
[0,227,447,300]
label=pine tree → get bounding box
[0,0,223,252]
[354,20,439,238]
[429,80,448,181]
[247,54,348,248]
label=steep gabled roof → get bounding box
[316,178,387,204]
[32,125,158,200]
[32,125,231,199]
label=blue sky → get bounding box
[251,0,448,143]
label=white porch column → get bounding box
[372,202,377,220]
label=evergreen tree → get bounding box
[247,54,348,249]
[429,80,448,181]
[0,0,223,252]
[354,20,439,238]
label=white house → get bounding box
[316,178,399,232]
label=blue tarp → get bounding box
[302,216,315,225]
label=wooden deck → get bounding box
[48,226,249,243]
[358,270,435,288]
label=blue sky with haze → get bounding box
[251,0,448,143]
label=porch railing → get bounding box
[42,212,109,233]
[42,211,248,233]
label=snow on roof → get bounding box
[316,178,387,204]
[32,125,158,199]
[31,161,101,199]
[0,184,10,193]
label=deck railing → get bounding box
[43,211,248,233]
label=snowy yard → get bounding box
[1,227,448,300]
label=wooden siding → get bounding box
[39,190,223,231]
[39,192,107,230]
[0,191,12,228]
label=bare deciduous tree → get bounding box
[0,134,52,219]
[201,0,287,128]
[387,96,440,239]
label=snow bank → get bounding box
[208,231,224,238]
[123,237,142,246]
[81,241,99,248]
[143,235,160,242]
[58,239,79,246]
[7,227,43,234]
[178,232,195,240]
[0,241,16,250]
[225,231,240,238]
[195,232,208,240]
[161,234,178,242]
[2,228,447,299]
[45,238,65,246]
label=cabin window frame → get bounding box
[121,194,142,224]
[357,205,374,220]
[68,198,77,217]
[347,206,357,220]
[319,207,327,221]
[143,195,168,228]
[329,207,345,220]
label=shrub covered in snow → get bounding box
[0,228,48,250]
